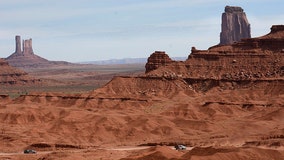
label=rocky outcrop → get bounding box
[270,25,284,33]
[145,25,283,82]
[22,38,34,55]
[6,36,49,68]
[145,51,173,73]
[227,25,284,52]
[188,26,284,80]
[15,35,22,54]
[220,6,251,45]
[0,58,40,85]
[14,35,34,55]
[6,36,72,68]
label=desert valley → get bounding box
[0,6,283,160]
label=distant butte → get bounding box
[6,35,49,68]
[220,6,251,45]
[5,35,71,68]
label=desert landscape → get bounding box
[0,5,283,160]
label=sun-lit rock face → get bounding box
[186,25,284,80]
[145,51,173,73]
[145,25,283,81]
[220,6,251,45]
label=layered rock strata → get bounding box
[0,58,40,85]
[220,6,251,45]
[146,25,284,81]
[145,51,173,73]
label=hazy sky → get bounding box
[0,0,283,62]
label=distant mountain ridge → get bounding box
[80,57,187,65]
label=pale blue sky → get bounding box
[0,0,283,62]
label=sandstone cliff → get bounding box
[145,51,173,73]
[146,25,283,82]
[220,6,251,45]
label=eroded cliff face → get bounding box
[0,58,40,85]
[146,25,283,82]
[220,6,251,45]
[145,51,173,73]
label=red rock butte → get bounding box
[220,6,251,45]
[145,51,173,73]
[5,35,68,68]
[145,25,284,81]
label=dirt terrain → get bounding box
[0,63,144,96]
[0,77,283,159]
[0,26,283,159]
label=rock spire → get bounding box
[6,35,50,67]
[13,35,34,55]
[15,35,22,54]
[220,6,251,45]
[22,38,34,55]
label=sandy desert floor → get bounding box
[0,63,145,96]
